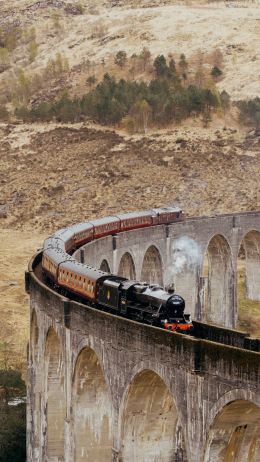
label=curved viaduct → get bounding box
[27,211,260,462]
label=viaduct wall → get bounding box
[27,212,260,462]
[77,211,260,328]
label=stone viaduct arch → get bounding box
[240,230,260,301]
[31,309,39,365]
[72,347,113,462]
[120,369,187,462]
[205,400,260,462]
[29,310,40,461]
[100,259,111,273]
[45,327,65,461]
[202,234,234,326]
[140,245,164,285]
[204,391,260,462]
[117,252,136,280]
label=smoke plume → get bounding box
[166,236,201,285]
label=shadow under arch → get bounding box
[100,259,111,273]
[204,399,260,462]
[45,327,65,461]
[238,230,260,300]
[118,252,136,280]
[141,245,163,286]
[120,368,187,462]
[201,234,234,327]
[72,347,113,462]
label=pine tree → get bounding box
[114,51,127,69]
[139,47,151,72]
[131,99,151,133]
[211,66,222,81]
[178,53,188,80]
[153,55,168,77]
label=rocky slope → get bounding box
[0,122,259,232]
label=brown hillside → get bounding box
[0,0,259,364]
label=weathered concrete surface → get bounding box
[28,212,260,461]
[76,211,260,328]
[27,270,260,462]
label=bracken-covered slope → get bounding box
[0,0,259,100]
[0,122,259,232]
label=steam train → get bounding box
[42,207,193,333]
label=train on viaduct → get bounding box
[26,210,260,462]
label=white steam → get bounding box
[166,236,201,285]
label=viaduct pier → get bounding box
[27,211,260,461]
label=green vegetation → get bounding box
[0,26,21,52]
[114,50,127,69]
[10,53,69,107]
[86,75,97,87]
[65,2,85,15]
[0,50,257,133]
[237,97,260,129]
[0,105,9,121]
[15,73,220,129]
[51,11,63,33]
[0,48,10,73]
[178,53,188,80]
[15,55,222,130]
[28,40,38,63]
[211,65,223,80]
[0,342,26,462]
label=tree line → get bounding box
[0,54,259,131]
[13,55,225,131]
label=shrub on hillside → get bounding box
[114,51,127,69]
[65,2,85,15]
[0,106,9,121]
[0,369,26,462]
[0,26,21,52]
[211,66,222,80]
[238,97,260,129]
